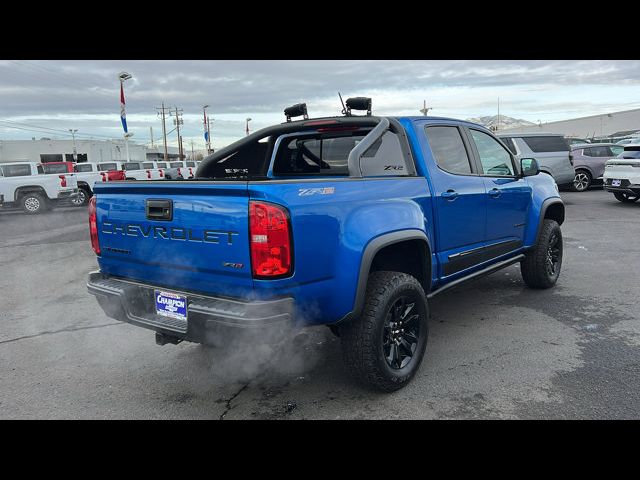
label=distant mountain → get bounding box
[466,115,535,130]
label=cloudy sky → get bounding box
[1,60,639,151]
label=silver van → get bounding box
[498,133,575,188]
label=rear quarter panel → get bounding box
[248,177,433,324]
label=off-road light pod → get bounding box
[284,103,308,122]
[89,196,100,255]
[249,201,292,278]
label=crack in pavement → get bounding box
[0,322,125,346]
[219,383,250,420]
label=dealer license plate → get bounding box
[612,179,622,187]
[155,290,188,322]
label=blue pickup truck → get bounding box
[87,99,565,391]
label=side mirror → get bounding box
[520,157,540,177]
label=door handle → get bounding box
[146,199,173,221]
[488,188,501,198]
[441,190,459,201]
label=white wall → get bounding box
[500,108,640,138]
[0,139,149,163]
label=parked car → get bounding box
[567,137,591,145]
[615,138,640,146]
[87,104,565,392]
[498,133,575,188]
[569,143,624,191]
[96,162,127,182]
[603,145,640,203]
[0,161,78,214]
[163,161,195,180]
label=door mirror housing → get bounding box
[520,157,540,177]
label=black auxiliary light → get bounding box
[284,103,309,122]
[344,97,372,116]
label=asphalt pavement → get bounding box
[1,190,639,419]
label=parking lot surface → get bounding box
[1,190,639,419]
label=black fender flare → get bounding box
[14,186,48,203]
[337,229,431,325]
[535,198,565,244]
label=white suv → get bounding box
[603,145,640,203]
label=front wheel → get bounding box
[340,271,429,392]
[572,170,592,192]
[521,219,563,289]
[613,192,639,203]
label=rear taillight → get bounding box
[88,196,100,255]
[177,167,182,176]
[249,201,292,278]
[146,170,151,179]
[100,172,107,182]
[189,167,193,177]
[159,169,164,177]
[59,175,67,187]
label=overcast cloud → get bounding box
[1,60,639,150]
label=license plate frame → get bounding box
[154,290,188,322]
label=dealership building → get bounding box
[500,107,640,141]
[0,138,181,164]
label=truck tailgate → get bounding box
[92,181,253,297]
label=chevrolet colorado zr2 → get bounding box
[86,98,565,391]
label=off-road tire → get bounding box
[340,271,429,392]
[521,219,563,289]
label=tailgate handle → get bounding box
[146,199,173,221]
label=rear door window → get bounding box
[170,162,183,168]
[123,163,140,170]
[469,129,515,176]
[1,164,32,177]
[522,136,570,152]
[74,164,94,172]
[97,163,118,171]
[156,162,167,168]
[41,164,69,174]
[186,161,196,167]
[142,162,155,169]
[425,126,473,175]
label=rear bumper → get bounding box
[87,271,295,344]
[603,179,640,195]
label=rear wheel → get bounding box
[521,219,563,289]
[21,192,48,214]
[71,188,90,206]
[340,271,429,392]
[613,192,639,203]
[572,170,592,192]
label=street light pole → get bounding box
[118,71,133,161]
[69,129,78,161]
[246,118,252,136]
[203,104,212,154]
[124,133,134,162]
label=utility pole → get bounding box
[155,102,170,162]
[150,126,155,149]
[419,100,432,116]
[497,97,500,132]
[190,139,195,160]
[69,129,78,161]
[246,118,252,136]
[170,106,184,160]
